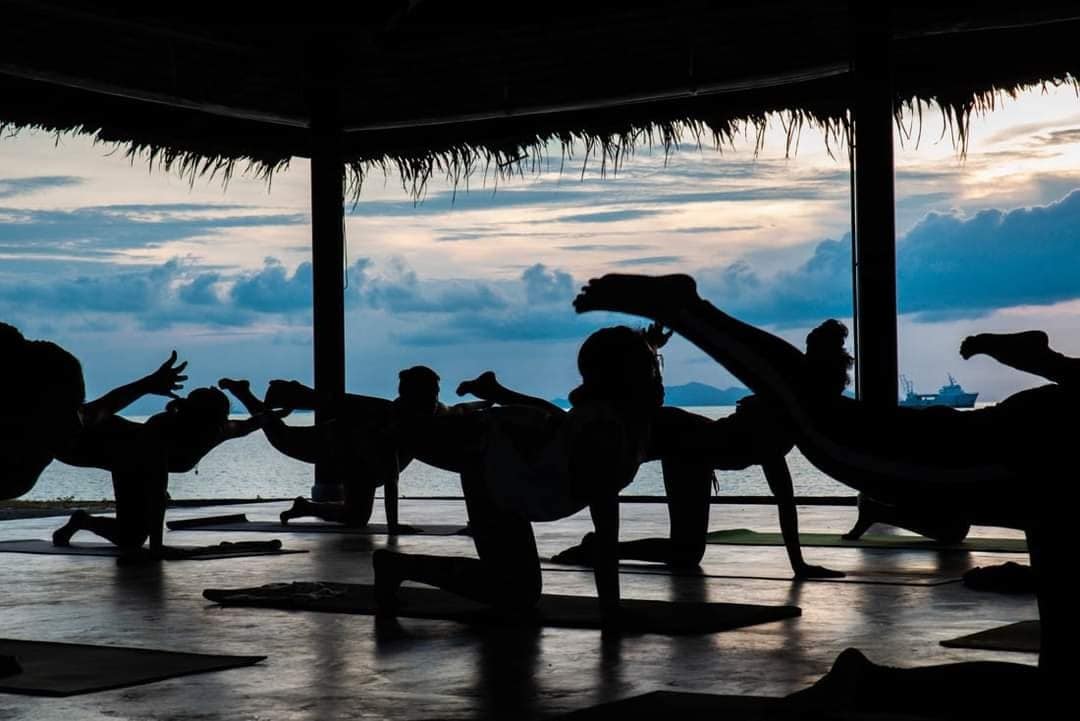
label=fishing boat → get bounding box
[899,374,978,408]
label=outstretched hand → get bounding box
[143,351,188,399]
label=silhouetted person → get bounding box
[572,273,1078,715]
[457,345,841,579]
[219,368,485,531]
[53,386,266,554]
[373,326,661,625]
[1,323,186,499]
[1,322,85,498]
[841,493,972,544]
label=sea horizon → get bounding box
[25,405,859,502]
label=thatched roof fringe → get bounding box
[4,77,1075,204]
[343,108,853,202]
[894,76,1080,155]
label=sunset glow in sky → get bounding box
[4,84,1080,409]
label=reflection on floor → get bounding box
[0,499,1035,720]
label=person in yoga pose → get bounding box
[572,273,1076,715]
[220,368,486,531]
[372,326,661,622]
[1,322,85,498]
[456,352,842,578]
[1,322,188,499]
[53,386,268,553]
[841,493,972,544]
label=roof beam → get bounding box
[341,64,850,133]
[0,65,309,129]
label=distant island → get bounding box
[552,381,751,408]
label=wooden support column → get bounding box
[309,86,346,502]
[851,9,899,408]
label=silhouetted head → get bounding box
[1,326,86,497]
[568,326,664,410]
[398,366,440,416]
[165,387,230,435]
[805,320,853,396]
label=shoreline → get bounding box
[0,494,857,521]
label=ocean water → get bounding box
[26,406,852,501]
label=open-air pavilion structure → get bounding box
[1,4,1079,718]
[5,1,1080,498]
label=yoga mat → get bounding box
[940,620,1040,653]
[705,528,1028,553]
[203,581,800,634]
[559,692,789,720]
[0,638,263,696]
[167,515,469,536]
[0,539,306,561]
[540,563,960,587]
[558,690,971,720]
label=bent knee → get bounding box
[116,530,150,550]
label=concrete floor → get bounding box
[0,499,1035,720]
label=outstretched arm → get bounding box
[763,458,844,579]
[589,493,620,620]
[384,461,401,531]
[221,413,285,441]
[456,371,565,415]
[81,351,188,426]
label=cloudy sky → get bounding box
[4,84,1080,411]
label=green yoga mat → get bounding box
[940,620,1040,653]
[204,582,800,635]
[0,638,263,696]
[705,529,1028,553]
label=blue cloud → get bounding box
[0,176,83,198]
[612,256,683,266]
[0,260,180,313]
[396,307,600,347]
[522,264,574,305]
[697,190,1080,327]
[0,258,254,330]
[0,204,306,258]
[671,225,761,234]
[559,243,654,252]
[178,272,223,305]
[555,209,662,224]
[897,191,1080,318]
[230,258,313,313]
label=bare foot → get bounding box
[841,516,873,541]
[550,532,596,566]
[52,509,88,547]
[573,273,699,321]
[793,564,846,580]
[787,647,874,711]
[280,497,311,525]
[265,380,310,410]
[960,330,1049,361]
[217,378,250,396]
[456,371,500,399]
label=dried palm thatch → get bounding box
[1,3,1078,199]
